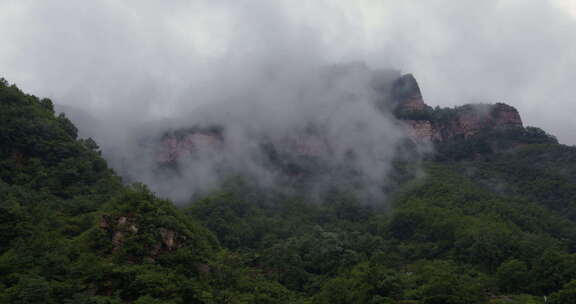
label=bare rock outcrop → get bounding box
[491,103,523,128]
[392,74,430,112]
[151,72,526,158]
[404,120,442,143]
[391,74,523,143]
[99,215,183,262]
[157,130,223,162]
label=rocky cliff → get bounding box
[152,72,525,162]
[393,74,523,143]
[391,74,430,112]
[158,128,223,162]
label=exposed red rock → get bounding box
[392,74,429,112]
[392,74,523,143]
[152,73,526,159]
[159,228,176,250]
[99,214,181,260]
[492,103,523,128]
[158,132,222,162]
[404,120,442,143]
[440,103,523,139]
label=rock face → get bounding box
[438,103,523,140]
[99,214,183,262]
[392,74,430,112]
[157,129,223,162]
[274,135,329,157]
[491,103,524,128]
[392,75,523,143]
[404,120,442,143]
[152,72,525,160]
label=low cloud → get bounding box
[0,0,575,201]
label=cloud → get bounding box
[356,0,576,144]
[2,0,575,144]
[0,0,575,201]
[0,0,414,202]
[114,63,409,203]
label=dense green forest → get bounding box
[2,78,576,303]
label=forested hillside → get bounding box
[2,77,576,304]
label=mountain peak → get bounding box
[392,73,428,112]
[392,74,523,143]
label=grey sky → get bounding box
[1,0,575,144]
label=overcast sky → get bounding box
[1,0,575,144]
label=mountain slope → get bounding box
[2,76,576,303]
[0,79,290,304]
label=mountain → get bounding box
[392,74,522,142]
[2,75,576,304]
[0,79,291,303]
[391,74,557,161]
[151,72,548,164]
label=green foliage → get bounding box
[487,295,541,304]
[0,79,295,303]
[394,107,434,121]
[3,77,576,303]
[313,260,403,304]
[496,259,529,293]
[435,126,558,161]
[550,280,576,304]
[458,144,576,222]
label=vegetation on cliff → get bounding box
[2,78,576,303]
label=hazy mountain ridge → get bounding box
[148,72,539,168]
[393,74,523,142]
[2,76,576,303]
